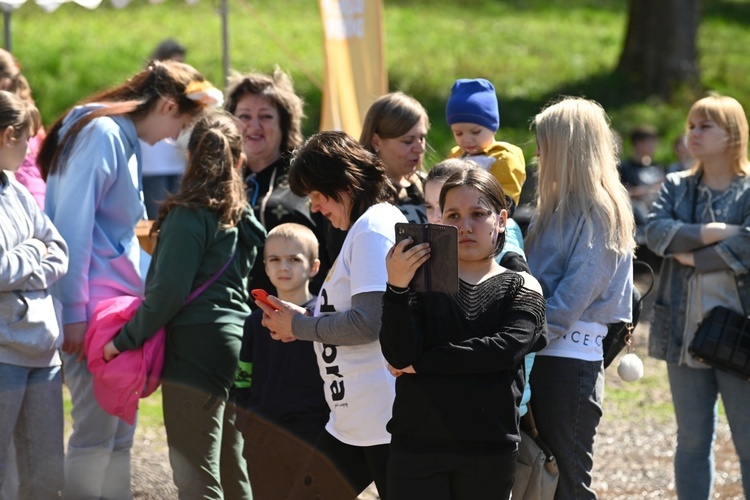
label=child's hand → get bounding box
[103,340,121,362]
[388,364,416,377]
[26,238,48,257]
[385,237,430,288]
[62,322,88,362]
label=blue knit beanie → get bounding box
[445,78,500,132]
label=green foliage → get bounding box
[9,0,750,164]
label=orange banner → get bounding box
[318,0,387,139]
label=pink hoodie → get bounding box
[85,295,165,425]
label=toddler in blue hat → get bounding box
[446,78,526,212]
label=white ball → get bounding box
[617,353,644,382]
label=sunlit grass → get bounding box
[604,347,729,427]
[62,385,164,436]
[9,0,750,163]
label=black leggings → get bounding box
[386,443,517,500]
[315,430,390,499]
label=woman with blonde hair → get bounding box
[360,91,430,224]
[646,94,750,499]
[525,97,635,499]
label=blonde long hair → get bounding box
[527,97,635,254]
[687,94,750,176]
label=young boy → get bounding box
[235,223,335,499]
[446,78,526,213]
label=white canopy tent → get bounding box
[0,0,231,83]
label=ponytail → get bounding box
[154,111,246,232]
[39,60,218,180]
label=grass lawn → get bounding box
[8,0,750,163]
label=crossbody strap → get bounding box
[184,250,236,306]
[522,404,556,463]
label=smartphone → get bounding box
[251,289,279,310]
[395,223,459,293]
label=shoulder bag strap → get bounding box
[184,250,236,306]
[523,404,557,463]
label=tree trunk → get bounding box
[616,0,700,99]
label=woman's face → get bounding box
[687,113,730,162]
[442,185,506,263]
[372,119,427,184]
[138,98,194,145]
[233,93,283,172]
[423,179,444,224]
[309,190,353,230]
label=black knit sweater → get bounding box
[380,271,547,453]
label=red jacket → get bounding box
[85,296,165,425]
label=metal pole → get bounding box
[3,11,11,51]
[221,0,229,87]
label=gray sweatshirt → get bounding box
[0,172,68,367]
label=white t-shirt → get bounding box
[313,202,406,446]
[536,320,606,361]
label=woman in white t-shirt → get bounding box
[256,131,405,499]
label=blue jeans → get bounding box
[0,363,64,499]
[530,356,604,500]
[142,174,182,220]
[667,363,750,499]
[62,352,135,500]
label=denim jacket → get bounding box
[645,171,750,362]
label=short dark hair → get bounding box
[289,131,397,225]
[425,158,473,188]
[150,39,187,62]
[629,124,658,144]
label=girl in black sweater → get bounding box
[380,167,547,500]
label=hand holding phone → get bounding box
[251,289,280,311]
[394,223,459,293]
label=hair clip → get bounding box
[185,81,224,109]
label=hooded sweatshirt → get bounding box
[45,106,147,324]
[113,204,266,352]
[0,172,68,366]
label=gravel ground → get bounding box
[130,343,744,499]
[130,266,746,499]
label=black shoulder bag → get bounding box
[686,174,750,379]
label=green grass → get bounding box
[604,347,729,426]
[9,0,750,164]
[604,353,676,425]
[63,386,164,434]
